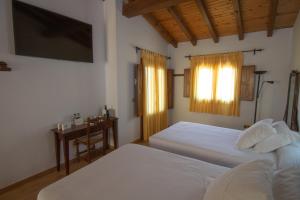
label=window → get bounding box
[195,67,213,101]
[216,66,236,102]
[190,52,243,116]
[141,49,168,141]
[145,67,166,115]
[195,65,236,103]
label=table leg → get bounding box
[113,120,119,149]
[106,129,109,150]
[103,129,108,154]
[55,133,60,171]
[63,137,70,175]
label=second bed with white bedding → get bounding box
[38,144,228,200]
[149,121,277,168]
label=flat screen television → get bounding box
[12,0,93,63]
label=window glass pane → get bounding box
[145,67,166,114]
[158,68,165,112]
[216,66,235,102]
[196,67,213,101]
[145,66,155,114]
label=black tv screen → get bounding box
[12,0,93,63]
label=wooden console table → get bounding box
[51,117,118,175]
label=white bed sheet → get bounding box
[38,144,228,200]
[149,121,277,168]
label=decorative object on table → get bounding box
[108,107,116,117]
[57,123,62,131]
[0,61,11,71]
[102,105,110,119]
[101,107,106,117]
[253,70,274,123]
[61,122,72,131]
[72,113,84,126]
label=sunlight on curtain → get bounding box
[190,52,243,116]
[141,50,168,141]
[145,66,155,115]
[195,67,213,101]
[158,68,166,112]
[216,66,235,102]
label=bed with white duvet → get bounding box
[38,144,299,200]
[149,121,278,168]
[38,144,228,200]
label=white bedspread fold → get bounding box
[38,144,228,200]
[149,122,276,167]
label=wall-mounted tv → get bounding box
[12,0,93,63]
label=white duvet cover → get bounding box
[149,122,276,168]
[38,144,228,200]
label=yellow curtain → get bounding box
[190,52,243,116]
[141,49,168,141]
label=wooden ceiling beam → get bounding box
[233,0,244,40]
[194,0,219,43]
[267,0,279,37]
[123,0,189,18]
[167,6,197,46]
[143,13,178,48]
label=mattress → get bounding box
[38,144,229,200]
[149,121,277,168]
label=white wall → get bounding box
[169,29,293,129]
[293,12,300,70]
[115,0,169,145]
[0,0,106,189]
[104,0,119,113]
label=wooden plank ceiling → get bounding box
[123,0,300,47]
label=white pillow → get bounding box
[254,133,291,153]
[253,122,293,153]
[272,121,300,142]
[261,118,274,124]
[277,141,300,169]
[273,167,300,200]
[203,160,274,200]
[237,120,277,149]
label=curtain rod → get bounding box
[135,46,171,60]
[184,48,264,60]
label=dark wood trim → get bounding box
[143,13,178,48]
[131,138,142,144]
[284,71,299,123]
[0,158,79,194]
[267,0,279,37]
[183,68,191,97]
[195,0,219,43]
[291,73,300,131]
[240,65,255,101]
[122,0,189,18]
[173,73,184,77]
[167,69,175,108]
[134,64,143,117]
[167,6,197,46]
[233,0,244,40]
[0,67,11,71]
